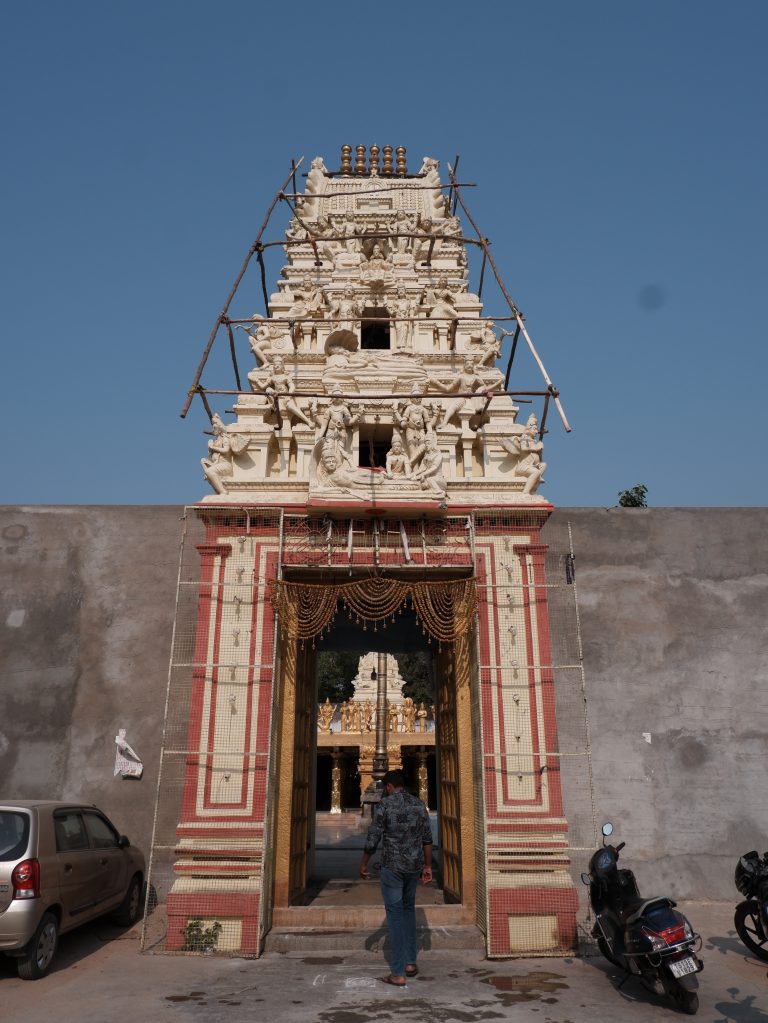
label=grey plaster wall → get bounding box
[1,505,766,900]
[0,506,183,856]
[547,508,768,900]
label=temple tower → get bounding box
[154,147,581,959]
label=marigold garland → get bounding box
[270,577,477,644]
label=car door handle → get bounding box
[99,858,108,866]
[64,863,73,873]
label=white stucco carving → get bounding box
[200,150,550,504]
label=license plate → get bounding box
[669,956,697,978]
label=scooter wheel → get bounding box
[673,988,699,1015]
[734,900,768,961]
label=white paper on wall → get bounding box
[114,728,143,778]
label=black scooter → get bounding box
[734,849,768,961]
[582,822,703,1015]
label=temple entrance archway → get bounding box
[270,591,479,929]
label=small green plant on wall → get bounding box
[617,484,648,508]
[181,917,223,953]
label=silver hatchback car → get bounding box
[0,801,145,979]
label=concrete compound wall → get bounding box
[1,505,766,901]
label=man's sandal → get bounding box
[380,975,407,987]
[405,965,419,977]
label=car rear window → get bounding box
[0,811,30,861]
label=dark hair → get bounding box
[383,769,405,788]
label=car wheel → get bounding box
[113,874,143,926]
[17,912,58,980]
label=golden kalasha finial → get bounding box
[395,146,407,177]
[382,145,393,176]
[369,144,380,176]
[340,144,352,176]
[354,145,367,176]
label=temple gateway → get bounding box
[145,146,592,959]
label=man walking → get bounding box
[359,769,433,986]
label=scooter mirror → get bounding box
[601,822,614,837]
[580,872,591,885]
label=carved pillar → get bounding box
[330,749,343,815]
[293,424,316,479]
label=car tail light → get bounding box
[11,858,40,900]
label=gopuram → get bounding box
[155,145,583,960]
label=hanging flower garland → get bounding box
[270,576,477,644]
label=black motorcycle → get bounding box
[734,850,768,961]
[582,822,703,1015]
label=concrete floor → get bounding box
[1,901,766,1023]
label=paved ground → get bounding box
[1,902,765,1023]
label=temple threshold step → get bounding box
[270,904,474,929]
[264,922,485,954]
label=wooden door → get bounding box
[287,643,315,902]
[436,645,462,903]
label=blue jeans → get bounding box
[380,865,420,977]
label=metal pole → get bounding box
[372,652,389,781]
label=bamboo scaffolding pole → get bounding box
[503,324,521,391]
[447,163,571,433]
[256,245,270,313]
[477,246,487,299]
[224,321,242,392]
[538,390,551,440]
[278,191,322,265]
[450,154,460,214]
[179,156,304,419]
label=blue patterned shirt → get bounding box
[364,789,432,873]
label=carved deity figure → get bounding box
[384,435,412,479]
[430,356,494,426]
[331,287,360,333]
[417,702,428,732]
[475,321,501,367]
[396,385,439,470]
[334,235,363,271]
[315,441,371,492]
[350,702,362,732]
[318,698,336,733]
[341,700,352,732]
[412,433,447,498]
[287,275,326,318]
[402,697,416,733]
[362,700,374,731]
[423,277,459,324]
[254,355,313,429]
[388,702,399,733]
[391,210,416,258]
[391,284,416,351]
[500,413,547,494]
[312,387,360,463]
[361,243,394,291]
[244,315,292,368]
[201,413,236,495]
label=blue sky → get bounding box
[2,1,765,506]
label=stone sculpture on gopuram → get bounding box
[197,146,556,502]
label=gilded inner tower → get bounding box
[200,146,548,509]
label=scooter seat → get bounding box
[624,896,676,924]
